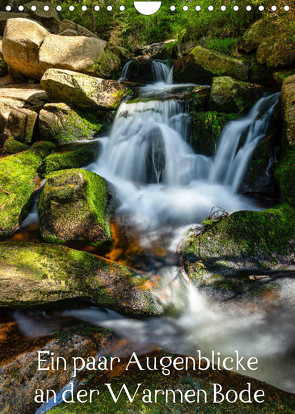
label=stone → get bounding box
[209,76,264,113]
[0,11,32,36]
[0,242,163,316]
[39,34,107,75]
[239,18,279,54]
[3,137,28,154]
[24,1,61,33]
[174,46,249,84]
[281,75,295,146]
[38,169,114,244]
[38,103,102,144]
[0,151,42,237]
[3,107,37,143]
[2,18,49,80]
[94,48,121,79]
[275,150,295,207]
[59,19,98,38]
[29,141,56,159]
[40,69,129,112]
[0,37,8,77]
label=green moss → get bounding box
[94,49,121,79]
[190,111,237,156]
[0,56,8,77]
[0,151,42,237]
[29,141,56,159]
[3,137,28,154]
[42,147,98,175]
[275,150,295,207]
[200,37,239,56]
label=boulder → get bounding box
[38,169,114,244]
[275,150,295,207]
[141,39,177,59]
[3,137,29,154]
[209,76,264,113]
[109,45,132,64]
[24,1,61,33]
[281,75,295,146]
[39,34,107,75]
[29,140,56,159]
[190,111,237,156]
[257,39,295,70]
[2,18,49,80]
[181,203,295,290]
[93,48,121,79]
[38,103,102,144]
[42,146,98,175]
[40,69,129,111]
[0,242,163,316]
[0,37,8,77]
[50,350,295,414]
[3,107,37,143]
[0,11,32,36]
[174,46,249,84]
[0,151,42,237]
[239,18,279,54]
[59,19,98,38]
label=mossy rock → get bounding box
[0,151,42,237]
[209,76,264,114]
[29,141,56,159]
[38,103,102,144]
[94,48,121,79]
[275,150,295,207]
[174,46,249,84]
[42,146,98,175]
[3,137,28,154]
[0,242,163,316]
[38,169,114,244]
[248,55,275,86]
[190,111,237,156]
[239,18,279,54]
[181,204,295,291]
[0,55,8,77]
[281,75,295,147]
[50,350,295,413]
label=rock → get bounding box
[59,19,98,38]
[2,18,49,80]
[181,203,295,290]
[38,103,102,144]
[109,45,132,64]
[29,140,56,159]
[0,324,113,414]
[38,169,114,244]
[273,70,295,85]
[3,107,37,143]
[39,34,107,75]
[141,39,177,59]
[174,46,249,84]
[0,11,32,36]
[0,37,8,77]
[94,48,121,79]
[281,75,295,146]
[3,137,29,154]
[0,151,42,237]
[257,39,295,70]
[248,56,274,86]
[190,111,237,156]
[42,146,98,175]
[40,69,128,112]
[275,150,295,207]
[0,242,163,316]
[50,350,295,413]
[24,1,61,33]
[239,18,279,54]
[121,58,154,83]
[209,76,264,113]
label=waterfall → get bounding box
[151,60,174,84]
[118,61,132,82]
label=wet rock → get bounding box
[38,103,102,144]
[209,76,264,113]
[174,46,249,84]
[3,137,29,154]
[281,75,295,146]
[181,203,295,289]
[42,146,98,175]
[51,350,295,413]
[38,169,114,244]
[3,107,37,143]
[275,150,295,207]
[39,34,107,76]
[29,141,56,159]
[40,69,129,112]
[24,1,61,33]
[0,242,163,316]
[0,151,42,237]
[2,18,49,80]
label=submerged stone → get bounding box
[38,169,114,244]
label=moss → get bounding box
[29,141,56,159]
[0,242,162,316]
[275,150,295,207]
[94,49,121,79]
[182,204,295,288]
[3,137,28,155]
[0,151,42,237]
[190,111,237,156]
[273,70,295,85]
[42,147,98,175]
[0,56,8,77]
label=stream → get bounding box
[9,62,295,399]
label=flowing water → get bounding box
[14,62,295,397]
